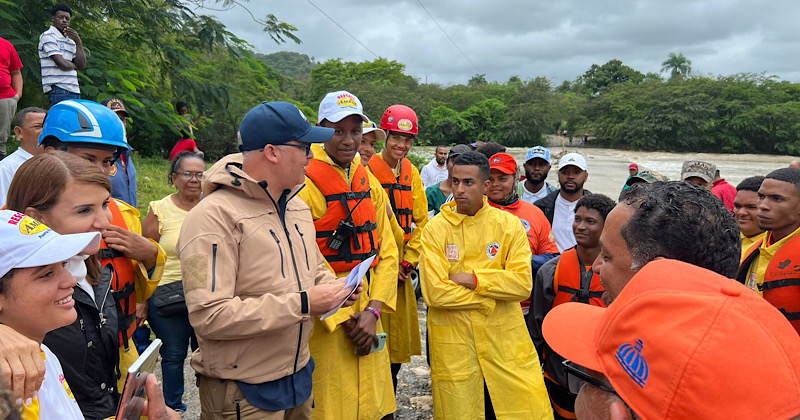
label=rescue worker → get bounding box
[734,176,766,260]
[38,99,165,390]
[300,91,399,420]
[485,152,558,319]
[358,119,385,167]
[419,151,553,419]
[426,144,470,218]
[176,101,362,419]
[737,168,800,335]
[369,104,428,391]
[529,194,615,420]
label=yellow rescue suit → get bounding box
[299,145,398,420]
[420,199,553,420]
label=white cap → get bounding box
[317,90,367,124]
[0,210,101,278]
[362,119,386,141]
[558,153,588,171]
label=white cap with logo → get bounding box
[0,210,101,278]
[558,152,588,171]
[317,90,368,124]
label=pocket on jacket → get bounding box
[428,324,470,381]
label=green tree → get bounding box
[661,52,693,80]
[468,73,487,87]
[576,59,645,96]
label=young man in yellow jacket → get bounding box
[419,151,552,419]
[300,91,399,420]
[368,104,428,390]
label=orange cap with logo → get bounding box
[543,259,800,419]
[488,153,518,175]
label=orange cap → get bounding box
[543,259,800,419]
[489,153,517,175]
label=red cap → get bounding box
[543,259,800,419]
[629,163,638,170]
[489,153,517,175]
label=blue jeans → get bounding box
[47,85,80,106]
[147,292,198,411]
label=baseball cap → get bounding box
[489,153,517,175]
[625,170,668,186]
[317,90,367,124]
[237,101,334,152]
[0,210,101,278]
[680,160,715,183]
[101,98,130,118]
[629,163,638,171]
[542,259,800,419]
[557,153,587,171]
[447,144,471,161]
[362,119,386,142]
[525,146,552,164]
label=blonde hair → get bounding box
[7,151,111,285]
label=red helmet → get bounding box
[380,105,418,135]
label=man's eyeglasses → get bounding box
[275,143,312,155]
[176,171,204,181]
[562,360,618,396]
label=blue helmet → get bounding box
[39,99,131,150]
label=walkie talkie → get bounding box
[327,195,367,251]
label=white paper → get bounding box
[319,255,376,320]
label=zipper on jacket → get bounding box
[212,244,218,292]
[295,224,310,271]
[269,230,286,278]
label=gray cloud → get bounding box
[193,0,800,85]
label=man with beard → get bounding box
[419,145,448,188]
[520,146,558,205]
[535,153,590,253]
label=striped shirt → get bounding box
[38,26,79,93]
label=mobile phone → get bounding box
[116,339,162,420]
[355,333,387,354]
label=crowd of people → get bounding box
[2,3,800,420]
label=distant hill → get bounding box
[255,51,317,81]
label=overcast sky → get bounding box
[193,0,800,85]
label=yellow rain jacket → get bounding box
[299,144,398,420]
[367,154,427,364]
[420,199,553,420]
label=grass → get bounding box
[134,153,174,218]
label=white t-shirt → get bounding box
[0,147,32,207]
[419,159,448,189]
[552,194,578,253]
[22,344,85,419]
[520,182,550,205]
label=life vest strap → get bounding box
[315,222,378,238]
[324,249,378,264]
[761,277,800,290]
[325,191,372,202]
[99,248,126,260]
[396,208,414,216]
[777,308,800,321]
[381,183,412,192]
[557,285,604,303]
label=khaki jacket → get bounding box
[177,154,338,383]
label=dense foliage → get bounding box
[3,1,799,156]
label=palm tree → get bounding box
[661,52,692,80]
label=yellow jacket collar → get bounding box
[440,196,490,225]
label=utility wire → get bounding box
[415,0,481,74]
[306,0,379,59]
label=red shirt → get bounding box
[169,138,197,161]
[0,37,23,99]
[712,178,736,211]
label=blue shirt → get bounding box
[236,358,314,411]
[109,150,137,208]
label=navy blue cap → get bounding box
[237,101,334,152]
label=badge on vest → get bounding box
[446,244,459,261]
[486,242,500,259]
[746,273,758,291]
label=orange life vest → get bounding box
[552,248,606,308]
[305,160,380,273]
[368,155,414,242]
[737,233,800,335]
[99,199,138,348]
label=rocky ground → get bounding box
[166,300,433,419]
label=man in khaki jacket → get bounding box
[177,101,362,419]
